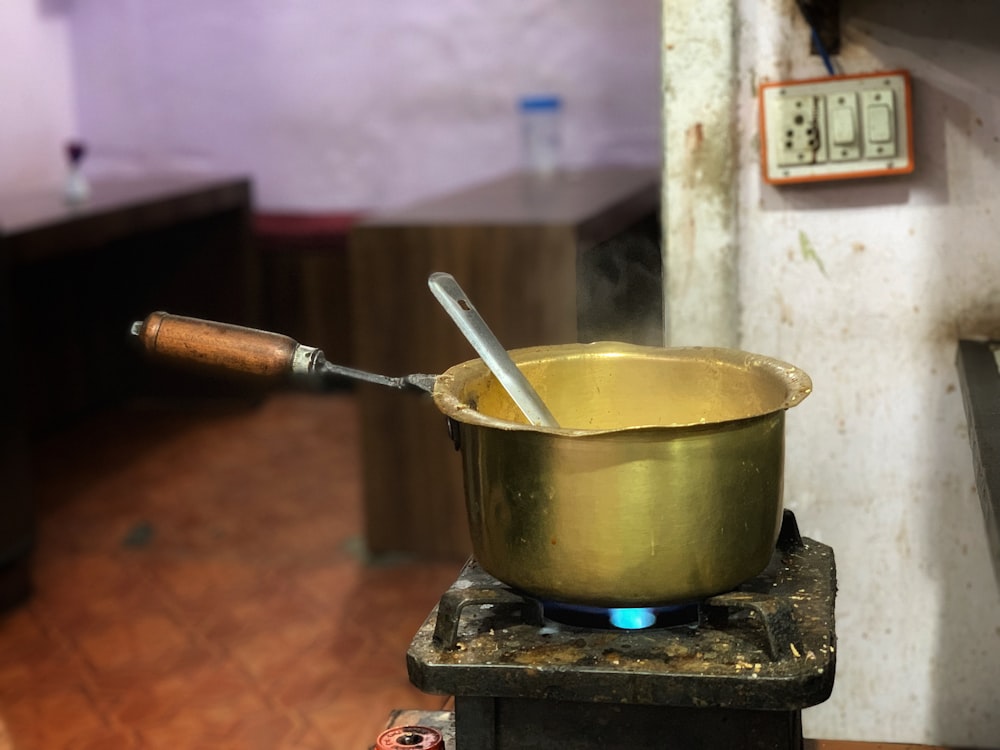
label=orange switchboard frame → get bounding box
[758,69,914,185]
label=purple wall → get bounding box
[68,1,662,211]
[0,1,76,195]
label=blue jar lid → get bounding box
[519,95,561,112]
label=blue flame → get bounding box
[608,607,657,630]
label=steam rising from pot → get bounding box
[576,213,663,347]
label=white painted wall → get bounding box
[0,0,77,196]
[67,0,662,212]
[667,0,1000,744]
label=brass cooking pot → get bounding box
[129,313,811,606]
[432,342,812,607]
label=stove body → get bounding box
[402,511,836,750]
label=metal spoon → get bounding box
[428,272,559,428]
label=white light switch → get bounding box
[827,91,860,162]
[867,105,892,142]
[831,108,855,145]
[862,89,896,159]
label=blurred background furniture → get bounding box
[0,173,253,608]
[349,166,660,560]
[1,173,254,430]
[254,212,360,371]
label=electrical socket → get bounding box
[776,95,825,167]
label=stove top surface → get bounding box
[407,510,836,711]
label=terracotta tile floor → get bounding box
[0,393,460,749]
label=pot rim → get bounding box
[431,341,812,436]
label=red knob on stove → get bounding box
[375,725,444,750]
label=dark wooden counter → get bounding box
[1,175,250,261]
[0,174,253,609]
[1,173,254,432]
[349,167,660,559]
[376,166,659,227]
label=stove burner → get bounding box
[541,601,699,630]
[609,606,656,629]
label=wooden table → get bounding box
[0,175,251,263]
[1,173,254,431]
[0,174,253,608]
[349,167,660,559]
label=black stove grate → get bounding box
[401,511,836,749]
[408,511,836,712]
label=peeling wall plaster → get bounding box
[662,0,740,348]
[664,0,1000,744]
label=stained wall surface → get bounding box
[665,0,1000,745]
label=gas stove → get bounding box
[377,510,835,750]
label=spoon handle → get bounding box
[428,272,559,428]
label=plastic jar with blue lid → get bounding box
[519,95,562,177]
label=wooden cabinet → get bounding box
[0,174,253,609]
[1,174,254,430]
[349,167,660,559]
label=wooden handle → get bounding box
[132,312,301,380]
